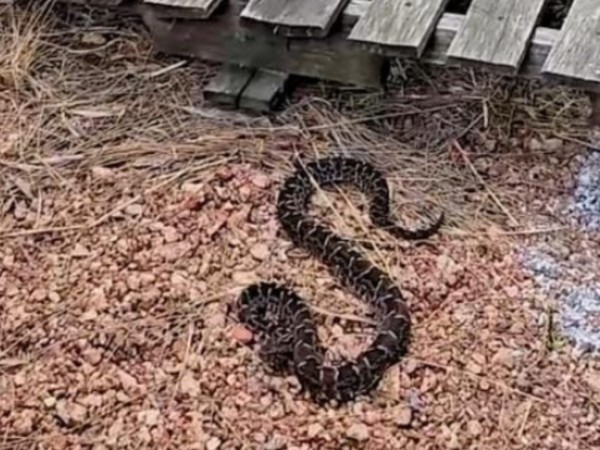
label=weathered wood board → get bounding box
[239,70,290,112]
[446,0,546,73]
[348,0,450,57]
[203,64,255,107]
[203,65,290,112]
[58,0,122,4]
[140,0,563,89]
[143,0,224,19]
[140,3,387,88]
[542,0,600,92]
[240,0,350,37]
[590,93,600,126]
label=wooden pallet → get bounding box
[54,0,600,120]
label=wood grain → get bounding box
[203,64,255,107]
[542,0,600,92]
[446,0,546,73]
[140,2,387,88]
[240,0,350,37]
[239,70,289,112]
[143,0,224,19]
[349,0,450,57]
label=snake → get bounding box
[235,157,444,404]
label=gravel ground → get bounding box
[1,3,600,450]
[2,158,600,450]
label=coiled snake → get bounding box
[236,157,444,403]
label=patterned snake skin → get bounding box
[236,157,444,403]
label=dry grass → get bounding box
[1,3,599,450]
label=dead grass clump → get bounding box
[0,2,54,94]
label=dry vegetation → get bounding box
[1,3,599,450]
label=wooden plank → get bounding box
[203,64,255,108]
[446,0,546,73]
[238,70,290,112]
[348,0,450,57]
[241,70,289,112]
[590,93,600,127]
[542,0,600,92]
[59,0,122,4]
[140,1,562,89]
[240,0,350,38]
[140,2,387,88]
[143,0,224,19]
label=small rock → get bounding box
[484,139,497,151]
[125,204,144,216]
[81,393,103,408]
[72,243,90,257]
[393,406,412,427]
[404,359,419,374]
[529,138,543,151]
[265,434,287,450]
[585,371,600,393]
[163,226,179,243]
[171,271,189,290]
[2,253,14,267]
[231,325,253,344]
[13,412,34,434]
[447,432,460,449]
[138,426,152,443]
[465,360,483,375]
[31,288,47,301]
[307,423,323,438]
[206,312,226,329]
[467,420,483,437]
[232,271,257,285]
[117,370,138,391]
[182,182,204,194]
[251,173,271,189]
[346,423,370,441]
[55,400,87,425]
[205,436,221,450]
[491,348,514,368]
[139,272,156,285]
[138,409,160,427]
[250,243,270,261]
[472,352,486,365]
[126,274,141,291]
[81,32,107,45]
[363,410,379,426]
[80,309,98,321]
[544,137,563,151]
[48,291,60,302]
[436,253,460,280]
[180,372,201,396]
[43,396,57,408]
[13,202,29,220]
[83,347,102,365]
[91,166,115,180]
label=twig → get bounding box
[144,60,188,78]
[0,224,83,238]
[518,401,533,437]
[554,133,600,152]
[452,140,520,227]
[408,357,548,404]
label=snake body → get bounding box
[236,157,443,403]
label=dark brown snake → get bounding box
[236,157,444,404]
